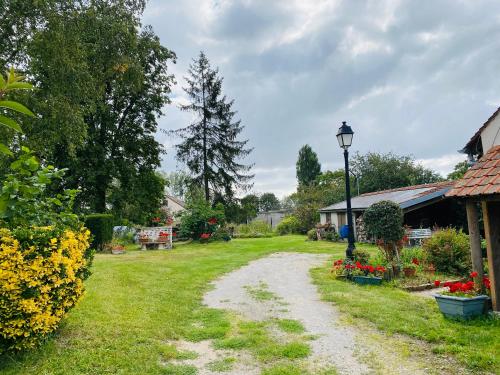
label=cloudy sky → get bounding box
[143,0,500,198]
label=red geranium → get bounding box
[208,217,218,225]
[483,276,491,289]
[200,233,211,239]
[333,259,343,266]
[470,271,478,278]
[411,258,420,266]
[434,280,441,287]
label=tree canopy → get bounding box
[259,193,281,211]
[351,152,443,194]
[296,144,321,186]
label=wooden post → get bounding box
[482,200,500,311]
[466,200,484,291]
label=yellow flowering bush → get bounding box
[0,226,91,353]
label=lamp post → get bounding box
[336,121,356,259]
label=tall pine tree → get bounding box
[296,144,321,186]
[174,52,253,201]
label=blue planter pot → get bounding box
[434,294,488,319]
[352,276,383,285]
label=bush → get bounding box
[353,249,370,265]
[276,215,301,235]
[179,199,225,240]
[210,226,232,242]
[84,214,114,251]
[0,226,91,353]
[307,229,318,241]
[324,231,340,242]
[423,228,471,275]
[363,201,404,262]
[233,220,274,238]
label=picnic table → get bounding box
[138,226,173,250]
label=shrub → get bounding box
[179,199,225,240]
[0,226,91,353]
[276,215,301,235]
[363,201,404,262]
[210,226,232,242]
[233,220,274,238]
[84,214,114,251]
[353,249,370,265]
[423,228,471,275]
[324,231,340,242]
[307,228,318,241]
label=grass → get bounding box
[0,236,349,375]
[311,266,500,373]
[0,236,497,374]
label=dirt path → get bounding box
[167,252,469,375]
[204,252,369,374]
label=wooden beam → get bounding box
[482,200,500,311]
[466,201,484,291]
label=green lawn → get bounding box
[0,236,498,374]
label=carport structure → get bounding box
[446,145,500,311]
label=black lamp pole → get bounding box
[336,121,356,259]
[343,148,356,258]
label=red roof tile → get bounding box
[446,145,500,198]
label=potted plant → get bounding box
[138,233,150,244]
[111,244,125,255]
[433,272,490,319]
[403,257,420,277]
[200,232,211,243]
[351,261,386,285]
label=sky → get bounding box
[142,0,500,198]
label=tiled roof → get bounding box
[320,181,454,212]
[446,145,500,197]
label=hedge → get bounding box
[84,214,114,251]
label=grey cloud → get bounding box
[145,0,500,197]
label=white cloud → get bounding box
[416,154,467,177]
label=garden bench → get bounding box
[138,226,173,250]
[406,228,432,246]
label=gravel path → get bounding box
[203,252,370,374]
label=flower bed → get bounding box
[0,226,91,353]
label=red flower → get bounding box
[208,217,218,225]
[470,271,478,278]
[355,261,362,269]
[483,277,491,289]
[367,265,375,273]
[152,217,161,223]
[172,232,177,237]
[333,259,343,266]
[434,280,441,287]
[411,258,420,266]
[200,233,211,239]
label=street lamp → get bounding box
[337,121,356,259]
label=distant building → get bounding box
[163,195,186,217]
[319,181,463,239]
[254,209,292,228]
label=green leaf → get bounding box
[0,114,23,132]
[6,82,33,90]
[0,101,35,117]
[0,143,13,156]
[0,73,5,88]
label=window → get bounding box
[338,213,346,227]
[326,212,331,223]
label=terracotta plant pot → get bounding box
[403,267,416,277]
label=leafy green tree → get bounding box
[259,192,281,211]
[240,193,259,221]
[351,152,442,194]
[296,144,321,186]
[447,160,470,180]
[173,51,253,202]
[23,1,175,215]
[0,68,34,155]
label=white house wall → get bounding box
[482,115,500,152]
